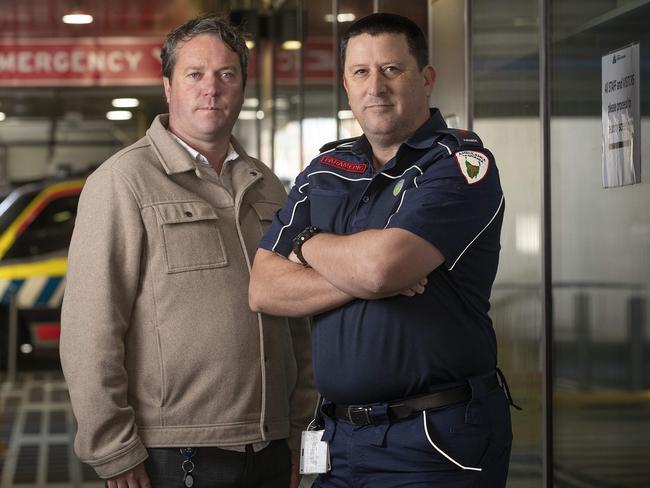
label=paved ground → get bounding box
[0,371,102,488]
[553,399,650,488]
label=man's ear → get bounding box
[163,77,171,103]
[423,66,436,97]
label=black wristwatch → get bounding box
[291,226,321,266]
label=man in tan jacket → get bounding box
[60,15,314,488]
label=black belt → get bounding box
[331,372,500,427]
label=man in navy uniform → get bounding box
[249,12,514,488]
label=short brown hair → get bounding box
[161,15,249,87]
[341,13,429,70]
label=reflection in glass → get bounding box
[551,1,650,486]
[472,0,543,486]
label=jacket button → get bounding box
[250,171,258,177]
[264,424,269,432]
[184,211,193,217]
[362,196,370,203]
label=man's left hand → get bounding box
[290,450,301,488]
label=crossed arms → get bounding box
[249,227,444,317]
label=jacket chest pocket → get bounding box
[154,201,228,273]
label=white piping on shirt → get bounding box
[448,194,505,271]
[438,141,452,155]
[384,190,408,229]
[306,170,373,182]
[378,165,423,180]
[274,166,436,250]
[271,192,309,252]
[272,170,370,251]
[422,411,482,471]
[318,142,356,156]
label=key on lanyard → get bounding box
[180,447,196,487]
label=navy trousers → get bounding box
[314,376,513,488]
[140,440,291,488]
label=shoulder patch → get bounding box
[454,150,490,184]
[436,129,483,149]
[318,137,359,153]
[320,155,368,174]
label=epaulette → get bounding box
[318,137,359,153]
[435,128,483,149]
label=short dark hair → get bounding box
[340,13,429,70]
[161,15,249,87]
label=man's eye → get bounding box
[188,72,201,80]
[353,69,367,76]
[221,72,235,80]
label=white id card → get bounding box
[299,429,331,474]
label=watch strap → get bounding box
[292,226,321,265]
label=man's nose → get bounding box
[367,70,387,96]
[201,75,220,96]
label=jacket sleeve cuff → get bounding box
[88,438,149,480]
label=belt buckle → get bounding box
[347,406,372,426]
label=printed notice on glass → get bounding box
[602,43,640,188]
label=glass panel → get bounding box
[230,3,264,160]
[337,0,375,141]
[376,0,428,34]
[550,1,650,485]
[270,0,302,184]
[472,0,544,486]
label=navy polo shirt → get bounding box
[259,109,505,404]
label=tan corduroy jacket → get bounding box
[60,115,315,479]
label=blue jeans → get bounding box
[314,377,513,488]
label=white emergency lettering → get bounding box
[53,51,69,73]
[33,52,51,72]
[124,51,142,71]
[18,51,31,72]
[0,49,144,74]
[71,50,85,72]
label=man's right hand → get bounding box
[106,462,150,488]
[398,277,428,296]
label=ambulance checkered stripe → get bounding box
[0,276,65,308]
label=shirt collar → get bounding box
[350,108,448,161]
[170,132,240,169]
[403,108,448,149]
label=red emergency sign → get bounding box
[0,37,163,87]
[0,36,338,87]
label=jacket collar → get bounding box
[146,114,258,178]
[147,115,195,175]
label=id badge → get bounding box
[299,429,330,474]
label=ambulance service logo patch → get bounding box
[454,150,489,184]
